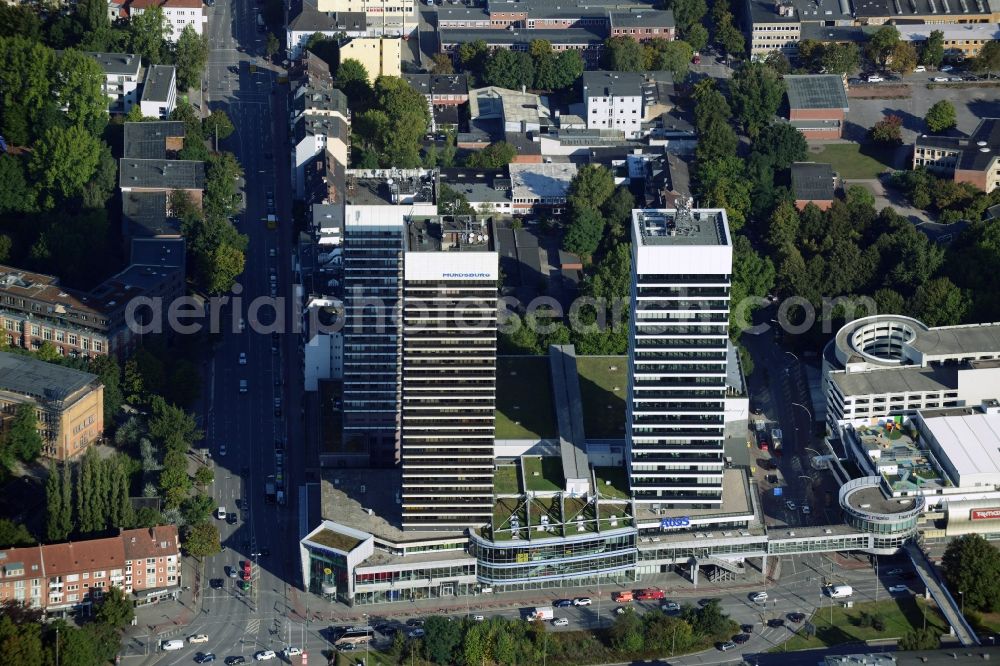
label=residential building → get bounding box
[286,5,368,58]
[138,65,177,119]
[822,315,1000,427]
[304,296,344,391]
[581,71,673,140]
[438,168,513,215]
[0,526,180,612]
[626,207,733,507]
[119,159,206,200]
[292,115,349,199]
[790,162,836,211]
[0,352,104,460]
[913,118,1000,192]
[403,74,469,133]
[315,0,416,37]
[127,0,207,42]
[401,217,499,530]
[337,38,402,83]
[784,74,849,140]
[305,152,347,246]
[84,52,142,113]
[507,162,578,215]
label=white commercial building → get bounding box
[127,0,207,42]
[315,0,416,36]
[581,71,673,140]
[823,316,1000,428]
[85,52,142,113]
[139,64,177,119]
[917,407,1000,489]
[626,207,733,508]
[507,162,577,216]
[400,217,499,530]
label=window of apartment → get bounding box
[30,325,39,336]
[69,334,78,346]
[82,572,89,579]
[93,571,105,579]
[55,330,64,342]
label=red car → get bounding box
[636,588,666,601]
[241,561,251,581]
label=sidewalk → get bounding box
[127,557,207,644]
[298,558,782,626]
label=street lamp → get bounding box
[791,402,812,421]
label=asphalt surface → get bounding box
[125,1,309,663]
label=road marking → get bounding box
[245,618,261,635]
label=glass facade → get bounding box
[305,547,349,603]
[471,532,637,584]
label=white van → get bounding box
[827,584,854,599]
[161,639,184,651]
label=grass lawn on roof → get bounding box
[594,466,630,500]
[494,464,521,495]
[523,456,564,492]
[576,356,627,438]
[496,356,557,439]
[807,143,896,180]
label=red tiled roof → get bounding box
[0,545,44,579]
[122,526,179,560]
[42,537,125,575]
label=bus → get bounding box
[333,627,372,648]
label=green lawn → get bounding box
[494,465,521,495]
[523,456,564,492]
[496,356,558,439]
[777,598,949,651]
[576,356,627,438]
[807,143,896,179]
[594,466,631,499]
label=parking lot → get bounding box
[845,78,1000,144]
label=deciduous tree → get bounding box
[28,125,102,206]
[465,141,516,169]
[869,114,903,144]
[484,49,534,89]
[925,100,957,133]
[183,522,221,557]
[175,24,209,90]
[604,35,645,71]
[921,30,945,67]
[943,534,1000,612]
[128,5,169,64]
[730,62,785,137]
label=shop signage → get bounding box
[660,517,691,529]
[971,508,1000,521]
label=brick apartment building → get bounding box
[0,526,180,613]
[0,352,105,461]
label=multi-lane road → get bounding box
[142,1,310,663]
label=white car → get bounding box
[751,591,768,603]
[914,65,926,72]
[888,584,909,593]
[867,74,884,82]
[219,444,226,456]
[662,601,681,612]
[472,615,485,622]
[552,617,569,627]
[801,505,811,515]
[254,651,276,662]
[940,64,954,72]
[189,634,210,643]
[215,506,227,520]
[282,647,302,657]
[932,76,949,82]
[573,597,592,606]
[785,500,797,511]
[238,352,247,365]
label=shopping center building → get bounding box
[300,225,1000,606]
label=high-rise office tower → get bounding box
[400,217,499,530]
[627,207,733,508]
[342,207,406,466]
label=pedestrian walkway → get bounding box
[905,540,978,646]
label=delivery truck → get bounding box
[529,607,554,621]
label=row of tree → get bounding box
[0,592,135,666]
[456,39,585,92]
[45,449,138,542]
[403,600,737,665]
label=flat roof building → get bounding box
[791,162,836,211]
[823,316,1000,427]
[784,74,849,140]
[627,207,733,508]
[139,64,177,119]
